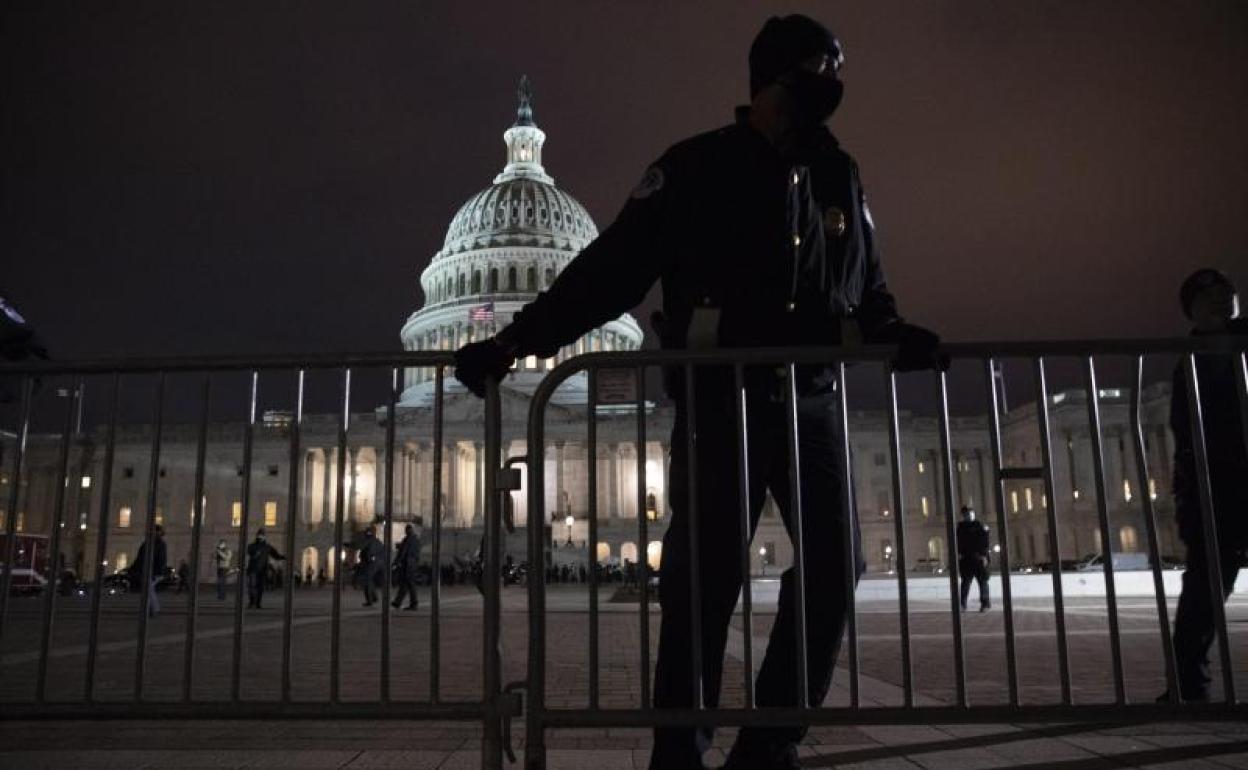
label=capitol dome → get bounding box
[399,77,643,407]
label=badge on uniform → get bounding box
[823,206,847,237]
[631,166,665,200]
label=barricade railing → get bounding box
[521,337,1248,769]
[0,352,514,770]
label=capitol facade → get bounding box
[0,83,1188,588]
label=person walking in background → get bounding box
[1164,268,1247,702]
[357,525,386,607]
[214,539,232,600]
[392,523,422,611]
[245,528,285,609]
[133,524,167,618]
[956,506,991,612]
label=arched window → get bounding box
[646,541,662,570]
[1119,525,1139,553]
[620,542,638,565]
[457,274,466,296]
[471,271,482,294]
[927,537,944,564]
[488,268,498,292]
[596,542,611,564]
[544,267,555,287]
[527,266,537,290]
[507,266,517,291]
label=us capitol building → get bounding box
[2,82,1185,585]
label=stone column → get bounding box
[555,441,566,516]
[446,441,458,527]
[474,441,485,526]
[606,442,619,518]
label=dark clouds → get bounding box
[2,1,1246,360]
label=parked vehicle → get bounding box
[1074,552,1149,571]
[0,533,50,596]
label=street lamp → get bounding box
[758,545,767,576]
[565,515,575,548]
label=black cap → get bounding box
[1180,268,1234,319]
[749,15,844,97]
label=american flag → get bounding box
[468,302,495,322]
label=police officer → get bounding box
[357,526,386,607]
[456,15,943,769]
[392,523,422,611]
[1165,268,1247,702]
[245,528,285,609]
[956,505,991,612]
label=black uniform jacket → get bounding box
[1168,318,1248,546]
[501,108,903,393]
[956,520,990,561]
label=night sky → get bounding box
[3,1,1247,362]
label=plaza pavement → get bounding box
[0,582,1245,768]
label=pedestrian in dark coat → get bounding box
[357,526,386,607]
[956,506,991,611]
[391,524,422,610]
[133,524,168,617]
[245,528,285,609]
[1164,269,1247,703]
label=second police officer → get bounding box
[456,15,945,770]
[956,505,991,612]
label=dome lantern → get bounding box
[496,75,552,185]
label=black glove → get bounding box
[454,339,515,398]
[879,322,948,372]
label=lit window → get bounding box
[15,512,24,532]
[921,496,929,517]
[1024,488,1033,511]
[1122,479,1132,503]
[1072,489,1081,501]
[264,501,278,528]
[546,357,555,370]
[1010,491,1019,513]
[525,355,537,370]
[118,506,132,528]
[1148,478,1157,501]
[115,552,129,572]
[154,507,164,526]
[232,502,242,527]
[81,476,92,489]
[917,461,925,474]
[1041,493,1048,508]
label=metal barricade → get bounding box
[520,338,1248,769]
[0,353,515,770]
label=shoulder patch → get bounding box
[630,166,665,200]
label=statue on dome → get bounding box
[515,75,534,127]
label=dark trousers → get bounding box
[650,387,861,769]
[393,574,419,608]
[1173,536,1242,699]
[362,569,379,605]
[247,571,266,608]
[216,568,227,600]
[958,557,990,609]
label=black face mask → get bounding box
[780,69,844,128]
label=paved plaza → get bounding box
[0,581,1246,767]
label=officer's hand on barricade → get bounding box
[454,339,515,398]
[884,322,949,373]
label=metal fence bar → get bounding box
[983,358,1019,705]
[837,363,858,708]
[85,373,120,703]
[431,366,444,703]
[1032,358,1072,705]
[884,371,913,707]
[934,370,967,707]
[36,379,79,701]
[1083,356,1127,704]
[482,378,504,770]
[684,362,704,708]
[636,364,652,710]
[230,371,259,703]
[134,372,166,701]
[281,370,305,703]
[1127,356,1179,704]
[525,364,549,769]
[732,363,755,708]
[1183,354,1237,704]
[182,375,211,700]
[380,368,396,703]
[783,363,810,708]
[331,368,350,703]
[586,368,600,710]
